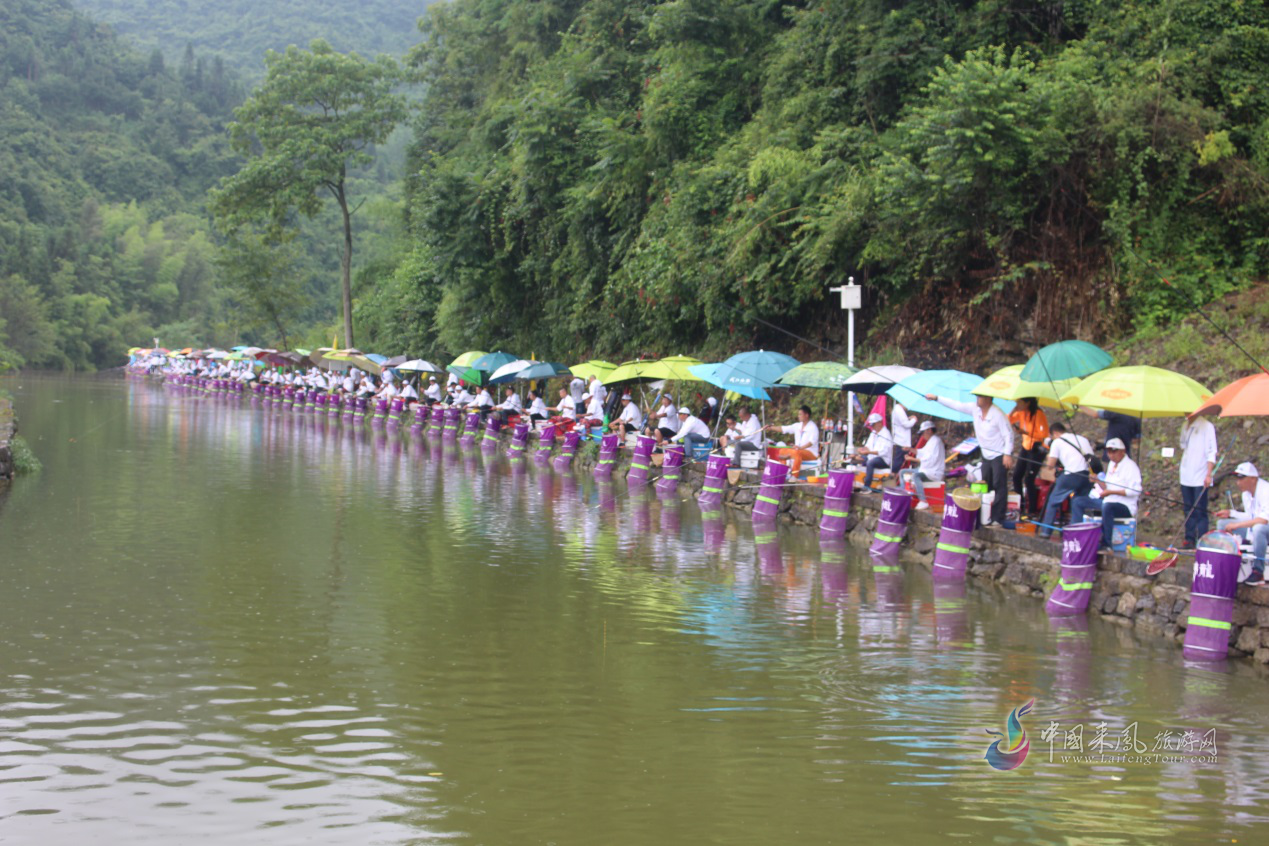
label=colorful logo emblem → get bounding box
[984,698,1035,770]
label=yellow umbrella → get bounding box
[645,354,706,382]
[602,359,662,385]
[1060,365,1212,418]
[570,360,617,380]
[973,365,1081,410]
[449,350,488,369]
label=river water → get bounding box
[1,374,1267,844]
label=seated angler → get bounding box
[581,392,606,430]
[854,412,894,492]
[451,382,474,408]
[610,394,643,440]
[764,405,820,478]
[897,420,945,510]
[397,377,420,408]
[524,390,548,425]
[670,407,711,455]
[720,406,763,468]
[1216,462,1269,586]
[468,384,495,414]
[647,395,679,444]
[494,387,523,422]
[424,376,442,404]
[548,388,577,423]
[1069,438,1140,550]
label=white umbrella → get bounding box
[489,359,536,383]
[840,364,923,394]
[397,359,444,373]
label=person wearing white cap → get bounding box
[1178,415,1219,547]
[398,377,419,405]
[925,391,1015,525]
[1070,437,1141,549]
[898,420,945,510]
[853,412,894,492]
[452,383,474,407]
[582,391,605,428]
[671,407,711,452]
[1216,462,1269,584]
[424,376,442,403]
[610,394,644,439]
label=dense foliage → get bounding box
[358,0,1269,365]
[75,0,436,80]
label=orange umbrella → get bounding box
[1191,372,1269,418]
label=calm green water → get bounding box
[1,374,1267,845]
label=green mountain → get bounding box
[358,0,1269,367]
[0,0,242,370]
[74,0,437,79]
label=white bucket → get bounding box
[739,450,761,469]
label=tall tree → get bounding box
[210,40,406,347]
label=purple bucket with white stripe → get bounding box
[932,498,979,583]
[442,407,461,440]
[537,423,557,454]
[480,416,502,452]
[626,435,657,485]
[697,455,730,508]
[593,434,619,478]
[869,487,912,556]
[655,446,686,496]
[1183,533,1241,661]
[751,461,789,523]
[818,469,854,538]
[507,423,530,458]
[1044,521,1101,616]
[460,411,482,447]
[553,431,582,471]
[429,405,445,433]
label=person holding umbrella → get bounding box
[925,391,1015,526]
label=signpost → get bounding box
[828,276,862,448]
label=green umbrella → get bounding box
[1020,340,1113,382]
[775,361,856,390]
[643,355,706,382]
[570,360,617,380]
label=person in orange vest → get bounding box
[1009,397,1049,516]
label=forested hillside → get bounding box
[0,0,243,369]
[76,0,436,79]
[360,0,1269,367]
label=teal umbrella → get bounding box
[449,350,519,385]
[887,370,1015,422]
[1020,340,1113,383]
[688,350,799,399]
[775,361,856,390]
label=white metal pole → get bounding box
[848,302,855,451]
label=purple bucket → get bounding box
[429,405,445,431]
[506,423,530,458]
[480,416,502,452]
[869,487,912,556]
[284,387,296,405]
[553,431,582,471]
[303,387,315,408]
[329,394,342,417]
[537,423,557,453]
[627,435,657,485]
[391,397,405,416]
[442,407,461,439]
[698,454,730,508]
[933,581,969,649]
[460,411,482,446]
[413,405,428,425]
[655,446,686,496]
[1044,521,1102,617]
[319,392,332,411]
[593,434,619,478]
[373,398,388,420]
[1183,534,1242,661]
[752,461,789,523]
[355,396,369,415]
[818,469,855,538]
[932,496,980,582]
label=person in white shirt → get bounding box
[764,405,820,477]
[342,374,356,394]
[898,420,945,510]
[583,392,605,426]
[670,408,711,453]
[375,376,398,400]
[569,376,585,404]
[398,379,419,405]
[648,396,679,443]
[423,377,442,402]
[610,395,643,439]
[451,385,474,407]
[1037,422,1095,538]
[550,388,578,421]
[469,386,494,411]
[1070,437,1141,549]
[525,390,548,423]
[357,376,376,397]
[1179,416,1218,547]
[1216,462,1269,585]
[588,376,607,408]
[926,391,1015,525]
[854,412,894,491]
[891,402,916,472]
[496,387,523,414]
[721,406,764,467]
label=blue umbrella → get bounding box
[365,353,388,365]
[886,370,1015,422]
[689,350,799,400]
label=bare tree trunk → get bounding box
[336,168,354,348]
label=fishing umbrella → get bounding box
[1060,366,1212,418]
[489,359,536,383]
[887,370,1015,422]
[397,359,444,373]
[602,359,665,385]
[365,353,389,365]
[491,360,570,383]
[1020,339,1113,383]
[775,361,857,390]
[324,350,383,374]
[973,365,1080,411]
[689,350,799,397]
[645,355,707,382]
[840,364,923,395]
[450,351,518,386]
[570,360,617,380]
[689,362,770,400]
[1192,373,1269,418]
[448,350,488,369]
[383,355,408,368]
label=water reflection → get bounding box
[0,375,1267,845]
